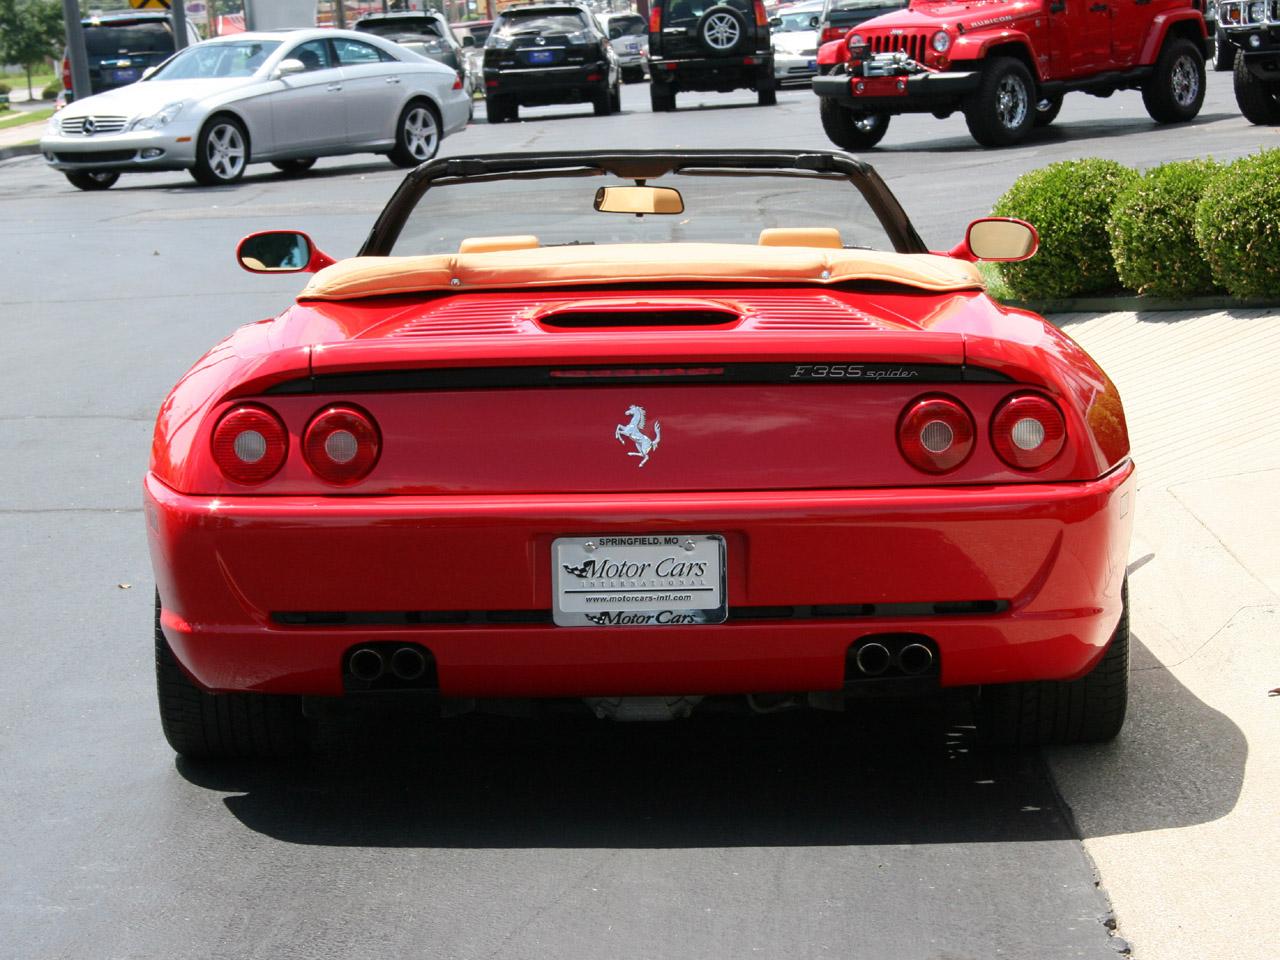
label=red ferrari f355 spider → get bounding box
[146,150,1133,758]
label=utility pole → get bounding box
[171,0,189,49]
[335,0,346,28]
[61,0,90,101]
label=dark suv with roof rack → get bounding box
[647,0,776,110]
[483,3,621,122]
[61,11,202,102]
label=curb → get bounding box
[0,142,39,161]
[1000,294,1280,315]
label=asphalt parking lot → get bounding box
[1,73,1277,960]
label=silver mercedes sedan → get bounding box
[40,29,471,190]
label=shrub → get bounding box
[1110,159,1220,297]
[990,158,1138,300]
[1194,150,1280,298]
[0,83,10,95]
[42,84,60,101]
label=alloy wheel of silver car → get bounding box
[204,122,246,182]
[1171,53,1201,107]
[996,74,1029,129]
[703,12,741,51]
[402,106,439,162]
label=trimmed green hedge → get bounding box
[1194,150,1280,298]
[1110,159,1220,298]
[991,159,1138,300]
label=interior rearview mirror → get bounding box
[461,34,475,47]
[609,25,623,39]
[809,15,820,27]
[955,218,1038,262]
[274,58,305,79]
[237,231,333,274]
[594,185,685,215]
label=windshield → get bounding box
[607,15,646,36]
[359,18,443,38]
[84,23,174,58]
[391,170,893,255]
[493,12,589,37]
[826,0,907,12]
[775,9,820,31]
[150,40,281,80]
[666,0,753,24]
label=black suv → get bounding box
[1216,0,1280,124]
[354,11,467,77]
[647,0,775,111]
[62,11,202,102]
[483,3,621,122]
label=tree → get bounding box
[0,0,63,97]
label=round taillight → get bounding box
[991,393,1066,470]
[897,395,975,474]
[211,405,288,485]
[303,405,380,485]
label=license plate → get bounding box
[111,68,139,83]
[626,42,640,52]
[552,534,727,627]
[527,50,554,64]
[807,59,817,70]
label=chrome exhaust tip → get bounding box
[898,643,935,676]
[390,646,427,681]
[855,642,892,676]
[348,647,385,682]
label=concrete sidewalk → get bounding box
[1047,307,1280,960]
[0,111,49,154]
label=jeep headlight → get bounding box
[127,101,185,131]
[931,30,951,54]
[1248,0,1265,21]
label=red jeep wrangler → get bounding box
[812,0,1211,148]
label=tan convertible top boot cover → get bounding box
[298,243,983,301]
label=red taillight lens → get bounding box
[62,56,72,93]
[211,405,288,485]
[754,0,768,26]
[897,396,975,474]
[650,4,662,32]
[820,25,845,44]
[453,72,463,90]
[991,393,1066,470]
[303,405,380,485]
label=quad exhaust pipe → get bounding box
[390,646,427,681]
[854,642,892,676]
[850,637,937,679]
[898,642,934,676]
[346,643,434,687]
[348,647,385,682]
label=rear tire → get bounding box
[388,100,440,167]
[978,579,1130,746]
[272,158,315,175]
[1033,94,1062,127]
[487,94,516,123]
[650,81,676,111]
[1233,53,1280,125]
[154,593,309,760]
[963,56,1035,146]
[64,170,119,190]
[610,81,622,112]
[1141,37,1205,124]
[593,82,613,116]
[818,98,889,149]
[756,72,777,106]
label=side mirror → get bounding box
[141,65,158,80]
[770,16,783,26]
[236,231,335,274]
[461,34,475,47]
[950,217,1038,262]
[273,58,305,79]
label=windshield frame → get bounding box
[359,151,927,257]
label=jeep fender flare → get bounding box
[1138,11,1209,65]
[950,32,1043,81]
[817,37,848,67]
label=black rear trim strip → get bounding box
[265,362,1011,395]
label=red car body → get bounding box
[146,151,1133,754]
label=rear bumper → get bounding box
[812,69,980,113]
[485,63,608,104]
[650,54,771,91]
[146,462,1135,698]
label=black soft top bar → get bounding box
[358,150,929,257]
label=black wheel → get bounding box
[650,82,676,112]
[1233,53,1280,124]
[593,81,613,116]
[1212,28,1236,72]
[487,94,516,123]
[1033,94,1063,127]
[756,72,777,107]
[190,115,248,186]
[963,57,1036,146]
[154,593,309,760]
[818,98,890,149]
[388,100,440,167]
[696,5,748,56]
[978,580,1130,746]
[610,81,622,112]
[272,158,316,175]
[64,170,119,191]
[1142,37,1205,123]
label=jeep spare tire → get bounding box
[697,5,747,55]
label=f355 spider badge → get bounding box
[615,404,661,467]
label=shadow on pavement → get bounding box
[175,657,1245,849]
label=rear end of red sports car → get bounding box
[145,151,1134,759]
